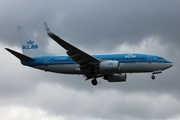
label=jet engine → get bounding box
[99,60,120,71]
[104,73,127,82]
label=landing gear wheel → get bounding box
[91,79,98,86]
[151,75,155,80]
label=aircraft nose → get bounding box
[167,62,173,68]
[170,62,173,67]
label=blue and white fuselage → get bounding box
[5,23,173,85]
[22,53,172,74]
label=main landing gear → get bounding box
[85,71,98,86]
[91,78,98,86]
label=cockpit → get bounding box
[157,57,165,60]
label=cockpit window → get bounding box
[158,57,165,60]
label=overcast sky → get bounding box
[0,0,180,120]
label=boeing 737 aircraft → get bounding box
[5,22,173,85]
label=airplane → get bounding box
[5,22,173,86]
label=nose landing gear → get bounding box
[151,70,162,80]
[151,75,155,80]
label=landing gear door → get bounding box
[147,55,152,63]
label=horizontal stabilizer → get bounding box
[5,48,34,61]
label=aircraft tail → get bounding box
[17,26,47,57]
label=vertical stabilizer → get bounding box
[17,26,47,57]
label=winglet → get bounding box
[43,22,51,34]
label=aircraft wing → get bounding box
[44,22,100,70]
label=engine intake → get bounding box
[99,60,119,71]
[104,73,127,82]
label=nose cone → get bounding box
[166,62,173,69]
[169,62,173,67]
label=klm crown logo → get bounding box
[108,62,113,66]
[26,40,34,44]
[22,40,38,50]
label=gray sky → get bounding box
[0,0,180,120]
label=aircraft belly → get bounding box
[119,62,145,73]
[34,64,84,74]
[34,62,167,75]
[143,62,166,72]
[119,62,165,73]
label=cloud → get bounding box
[0,105,65,120]
[0,0,180,120]
[1,82,180,120]
[1,1,180,49]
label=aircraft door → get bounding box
[147,56,152,63]
[44,58,49,67]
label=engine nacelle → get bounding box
[104,73,127,82]
[99,60,119,71]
